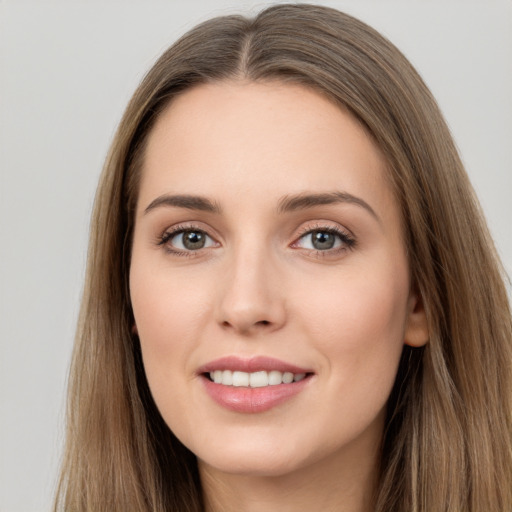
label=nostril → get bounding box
[219,317,276,332]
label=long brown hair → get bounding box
[54,4,512,511]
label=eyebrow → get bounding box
[277,191,379,222]
[143,190,379,222]
[144,194,221,215]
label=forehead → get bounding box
[139,81,395,220]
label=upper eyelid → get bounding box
[297,224,344,235]
[293,226,354,245]
[162,222,216,237]
[294,221,353,238]
[162,220,348,232]
[160,221,352,237]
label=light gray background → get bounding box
[1,1,511,511]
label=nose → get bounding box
[215,244,287,335]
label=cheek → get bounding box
[131,260,211,348]
[297,261,409,387]
[129,257,213,410]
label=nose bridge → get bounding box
[216,236,285,334]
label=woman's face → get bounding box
[130,81,427,478]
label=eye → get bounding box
[160,228,216,252]
[294,227,355,252]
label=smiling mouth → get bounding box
[199,357,314,412]
[205,370,311,387]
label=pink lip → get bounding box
[197,356,314,414]
[197,355,311,374]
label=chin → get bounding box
[200,451,305,478]
[193,430,340,479]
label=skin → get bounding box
[129,81,428,512]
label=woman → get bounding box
[54,4,512,511]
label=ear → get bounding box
[131,323,139,336]
[404,290,429,347]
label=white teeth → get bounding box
[208,369,308,387]
[222,370,233,385]
[249,371,269,388]
[282,372,294,384]
[232,371,250,387]
[268,370,282,386]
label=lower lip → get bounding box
[201,375,312,413]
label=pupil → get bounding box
[312,231,335,250]
[183,231,205,250]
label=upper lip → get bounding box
[197,356,312,375]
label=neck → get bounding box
[199,437,381,512]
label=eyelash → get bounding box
[157,223,356,258]
[293,224,356,257]
[157,223,213,258]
